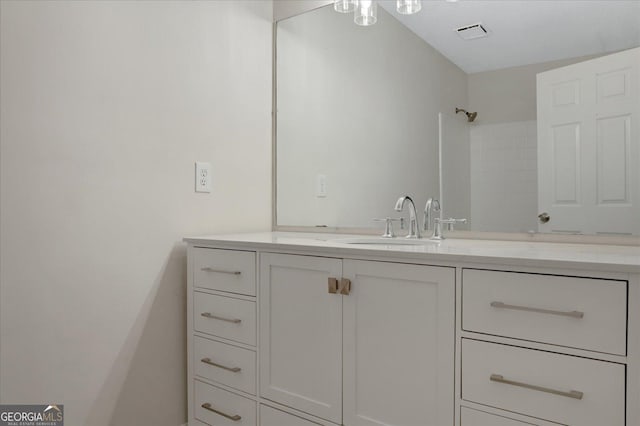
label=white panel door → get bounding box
[259,253,343,424]
[537,47,640,235]
[342,260,455,426]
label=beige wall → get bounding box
[0,1,272,425]
[467,55,598,124]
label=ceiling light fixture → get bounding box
[334,0,356,13]
[397,0,422,15]
[335,0,431,26]
[354,0,377,26]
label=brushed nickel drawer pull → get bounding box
[201,357,242,373]
[490,301,584,319]
[200,312,242,324]
[201,267,241,275]
[201,402,242,421]
[490,374,584,400]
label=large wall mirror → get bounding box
[275,1,640,238]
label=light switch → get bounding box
[316,174,327,198]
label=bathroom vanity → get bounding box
[184,232,640,426]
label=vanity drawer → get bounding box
[194,292,256,346]
[193,248,256,296]
[194,336,256,395]
[195,380,256,426]
[461,407,538,425]
[260,405,323,426]
[462,269,627,355]
[461,339,625,426]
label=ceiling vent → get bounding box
[456,23,489,40]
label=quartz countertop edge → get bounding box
[183,232,640,274]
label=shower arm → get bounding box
[455,107,477,122]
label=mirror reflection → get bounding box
[276,1,640,236]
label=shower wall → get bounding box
[440,113,471,230]
[469,121,538,232]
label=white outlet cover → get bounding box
[195,162,212,193]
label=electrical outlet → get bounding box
[195,162,212,193]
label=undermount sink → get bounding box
[330,237,439,246]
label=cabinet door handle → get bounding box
[338,278,351,295]
[201,267,241,275]
[201,403,242,421]
[328,277,351,295]
[490,374,583,400]
[490,301,584,319]
[201,357,242,373]
[201,312,242,324]
[328,277,338,294]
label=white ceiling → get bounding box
[379,0,640,73]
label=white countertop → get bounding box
[184,232,640,273]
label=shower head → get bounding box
[455,107,478,122]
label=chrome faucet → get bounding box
[432,217,467,240]
[423,198,441,233]
[394,196,421,239]
[423,197,467,240]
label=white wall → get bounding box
[273,0,332,22]
[467,55,599,125]
[276,5,468,228]
[0,2,272,425]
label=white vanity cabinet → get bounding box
[458,268,630,426]
[188,246,455,426]
[188,247,259,426]
[260,253,455,426]
[185,233,640,426]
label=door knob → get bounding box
[538,212,550,223]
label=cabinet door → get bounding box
[343,260,455,426]
[259,253,343,424]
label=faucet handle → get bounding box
[373,217,405,238]
[436,217,468,231]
